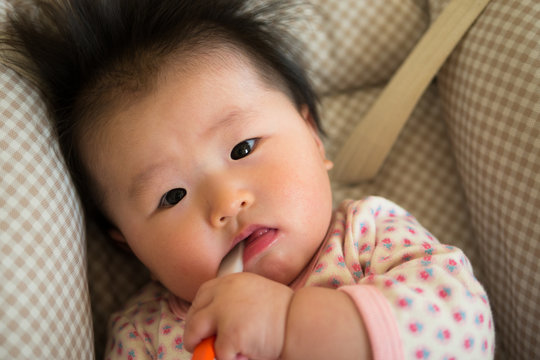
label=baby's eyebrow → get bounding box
[202,109,253,138]
[128,161,170,198]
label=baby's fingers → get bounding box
[187,278,219,315]
[184,307,216,353]
[214,330,250,360]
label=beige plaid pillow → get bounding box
[0,63,94,358]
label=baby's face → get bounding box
[83,51,333,302]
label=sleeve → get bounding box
[336,197,495,360]
[105,313,156,360]
[104,283,191,360]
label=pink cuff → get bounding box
[339,285,403,360]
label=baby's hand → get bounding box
[184,272,293,360]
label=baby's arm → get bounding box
[281,286,371,359]
[184,274,372,360]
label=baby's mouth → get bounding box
[242,227,279,266]
[244,227,271,244]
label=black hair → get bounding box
[1,0,321,226]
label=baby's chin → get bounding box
[247,251,313,287]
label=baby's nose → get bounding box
[209,188,254,227]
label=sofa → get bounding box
[1,0,538,358]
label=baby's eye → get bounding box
[230,138,258,160]
[159,188,186,208]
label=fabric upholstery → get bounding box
[437,0,540,358]
[0,63,94,358]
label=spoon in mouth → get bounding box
[217,241,244,277]
[192,242,244,360]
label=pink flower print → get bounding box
[385,226,396,232]
[330,277,341,288]
[397,296,413,308]
[382,238,393,250]
[145,316,155,325]
[157,345,166,359]
[174,336,183,351]
[359,243,371,253]
[128,330,139,339]
[421,255,432,266]
[384,279,395,288]
[482,339,489,353]
[162,325,172,335]
[419,268,433,281]
[409,321,424,334]
[116,340,123,355]
[424,231,434,241]
[407,226,416,235]
[403,238,412,247]
[324,244,334,254]
[396,274,406,282]
[371,205,382,217]
[128,350,136,360]
[389,209,397,217]
[427,303,440,314]
[438,286,452,300]
[143,331,152,344]
[360,223,368,235]
[442,356,456,360]
[415,347,430,359]
[480,294,489,304]
[475,313,485,327]
[352,263,363,279]
[402,253,412,261]
[331,229,342,237]
[119,322,130,331]
[337,255,346,267]
[414,287,424,293]
[365,261,372,275]
[365,274,375,283]
[314,263,325,273]
[446,259,458,273]
[422,242,434,255]
[111,315,121,327]
[463,335,475,351]
[453,309,466,323]
[436,328,452,343]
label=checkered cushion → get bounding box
[294,0,429,95]
[323,84,479,268]
[436,0,540,358]
[0,63,94,358]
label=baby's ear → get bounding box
[301,105,334,171]
[108,228,132,252]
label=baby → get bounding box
[4,0,495,359]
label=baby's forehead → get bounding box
[162,44,292,102]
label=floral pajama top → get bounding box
[105,197,495,359]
